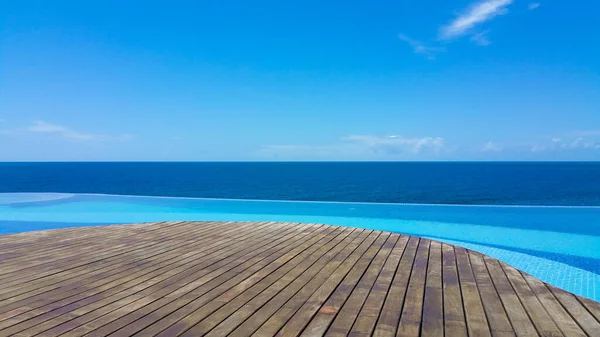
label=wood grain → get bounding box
[0,221,597,337]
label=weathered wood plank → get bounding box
[0,221,193,280]
[134,226,351,337]
[483,256,538,336]
[396,238,430,337]
[455,246,492,337]
[520,273,586,337]
[322,234,399,337]
[372,236,420,337]
[204,227,361,337]
[0,221,269,317]
[299,232,389,337]
[578,295,600,322]
[421,240,443,337]
[346,235,409,337]
[154,226,354,336]
[469,252,514,337]
[251,229,374,337]
[3,223,306,336]
[549,284,600,336]
[0,221,273,327]
[0,221,246,305]
[501,262,563,336]
[63,225,337,337]
[441,243,467,337]
[0,221,597,337]
[271,231,382,337]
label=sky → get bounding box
[1,0,599,161]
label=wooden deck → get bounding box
[0,221,599,337]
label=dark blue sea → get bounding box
[0,162,600,205]
[1,162,599,206]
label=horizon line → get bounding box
[1,160,600,163]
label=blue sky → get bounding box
[1,0,599,161]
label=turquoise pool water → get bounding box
[1,193,599,301]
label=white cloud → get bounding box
[569,137,600,149]
[530,144,546,152]
[440,0,513,41]
[343,135,445,154]
[531,136,600,152]
[528,3,540,10]
[397,0,517,58]
[24,120,132,141]
[470,31,491,46]
[551,137,565,148]
[398,34,445,60]
[259,134,446,159]
[482,141,502,152]
[28,121,70,134]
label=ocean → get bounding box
[2,163,600,300]
[1,161,599,206]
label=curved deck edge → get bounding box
[0,221,598,336]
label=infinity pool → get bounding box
[1,193,599,300]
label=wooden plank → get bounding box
[578,295,600,322]
[69,225,340,337]
[346,235,409,337]
[182,229,372,337]
[0,221,179,261]
[321,234,399,337]
[520,273,586,337]
[0,226,138,262]
[0,222,270,330]
[0,221,267,317]
[251,229,375,337]
[501,262,563,336]
[1,221,599,337]
[420,240,443,337]
[0,220,268,319]
[122,226,351,337]
[396,238,430,337]
[0,221,212,294]
[31,223,327,337]
[0,221,245,303]
[0,221,194,281]
[441,243,467,336]
[468,252,514,336]
[271,231,383,337]
[0,222,169,258]
[0,223,307,336]
[549,284,600,336]
[372,236,420,337]
[299,232,389,337]
[455,247,492,337]
[199,228,362,337]
[3,222,280,332]
[483,256,538,336]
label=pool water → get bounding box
[1,193,599,301]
